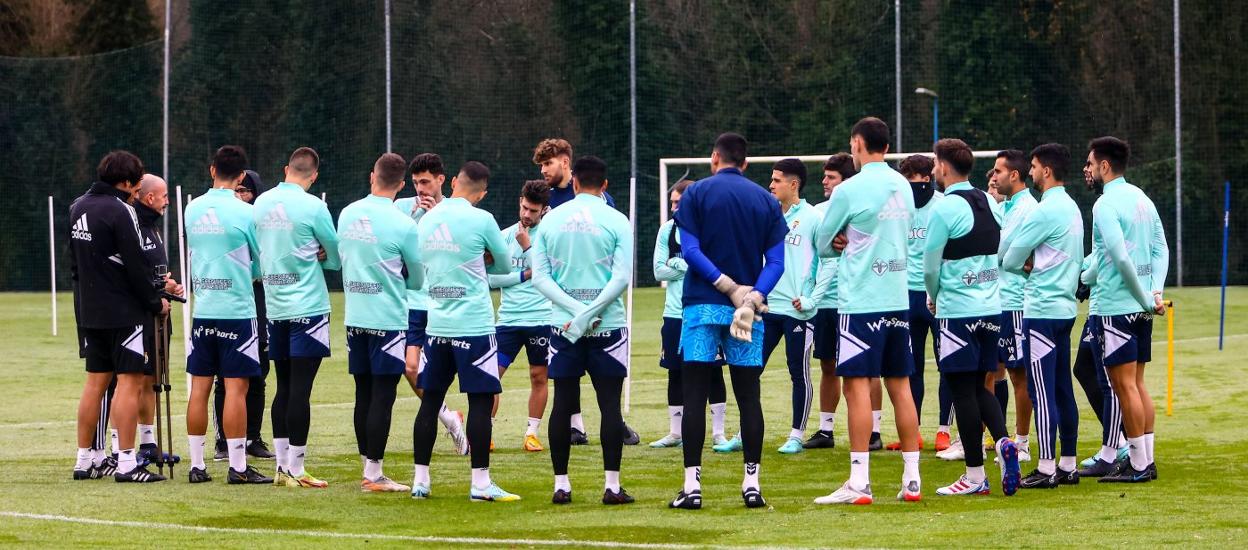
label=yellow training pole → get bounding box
[1165,300,1175,416]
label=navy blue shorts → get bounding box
[836,310,914,378]
[1078,320,1094,351]
[346,327,407,376]
[660,317,684,370]
[812,308,839,361]
[998,310,1026,368]
[549,328,630,379]
[496,325,550,369]
[187,319,262,378]
[1093,313,1153,366]
[406,309,428,348]
[267,314,331,360]
[82,325,149,375]
[420,334,502,394]
[936,316,1000,374]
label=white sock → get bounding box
[966,465,986,483]
[849,452,870,490]
[1015,434,1029,446]
[604,470,621,492]
[1038,458,1056,476]
[1144,432,1155,464]
[668,406,684,437]
[274,438,290,471]
[570,413,586,433]
[1127,436,1147,471]
[938,425,951,435]
[742,462,759,491]
[117,448,137,474]
[710,402,727,437]
[139,424,156,446]
[413,464,430,485]
[554,474,571,492]
[438,404,459,430]
[526,417,541,437]
[110,429,119,455]
[819,412,835,432]
[902,451,920,484]
[75,448,93,470]
[288,445,307,477]
[789,428,804,440]
[1099,444,1119,463]
[188,435,207,469]
[684,466,701,493]
[364,459,382,481]
[227,437,247,472]
[871,410,882,433]
[471,467,491,490]
[91,448,106,467]
[1058,456,1077,472]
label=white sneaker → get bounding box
[896,479,921,502]
[995,441,1032,464]
[936,475,990,496]
[712,433,730,447]
[447,411,469,456]
[814,481,873,505]
[936,438,965,461]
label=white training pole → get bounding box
[321,192,327,203]
[624,0,637,413]
[48,196,57,336]
[177,187,192,395]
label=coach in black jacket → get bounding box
[69,150,170,483]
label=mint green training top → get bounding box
[766,199,821,320]
[998,189,1038,310]
[416,197,512,337]
[1086,177,1169,316]
[907,190,944,291]
[185,188,261,320]
[489,222,553,327]
[393,197,431,311]
[653,219,686,319]
[809,200,839,310]
[1001,186,1084,319]
[253,182,340,320]
[923,181,1004,319]
[337,194,424,331]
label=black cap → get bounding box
[239,170,263,196]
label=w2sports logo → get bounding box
[867,316,909,332]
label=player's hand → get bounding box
[317,246,327,262]
[1075,283,1090,302]
[515,224,531,250]
[666,257,688,272]
[742,290,768,315]
[792,297,803,311]
[483,250,494,266]
[160,298,171,316]
[794,296,813,312]
[730,306,756,342]
[832,232,848,253]
[522,268,532,280]
[1023,253,1034,274]
[927,297,936,315]
[1153,293,1166,315]
[163,272,184,297]
[417,195,437,213]
[713,274,752,308]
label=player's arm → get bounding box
[923,206,952,304]
[312,203,341,270]
[1001,209,1047,275]
[1148,206,1170,295]
[808,257,834,307]
[488,231,522,288]
[794,238,818,311]
[816,189,850,258]
[482,217,512,276]
[1093,204,1153,311]
[566,222,635,339]
[653,222,685,282]
[116,208,163,313]
[530,230,588,314]
[1081,251,1099,286]
[401,223,424,291]
[245,218,262,280]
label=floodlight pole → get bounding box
[625,0,638,413]
[162,0,171,254]
[384,0,393,152]
[894,0,902,153]
[1173,0,1183,286]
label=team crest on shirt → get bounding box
[786,220,803,246]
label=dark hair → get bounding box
[288,147,319,176]
[97,150,144,186]
[572,155,608,189]
[898,154,935,180]
[671,178,695,195]
[996,149,1028,180]
[1088,136,1130,174]
[934,138,974,175]
[520,179,551,206]
[374,152,407,188]
[850,117,890,154]
[533,138,573,164]
[823,152,857,180]
[458,160,491,188]
[713,132,747,166]
[408,152,445,177]
[1029,143,1071,182]
[773,158,807,190]
[212,145,249,181]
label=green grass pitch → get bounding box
[0,287,1245,548]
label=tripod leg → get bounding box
[159,319,175,478]
[153,316,166,476]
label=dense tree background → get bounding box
[0,0,1243,290]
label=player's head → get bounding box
[408,153,446,202]
[822,153,856,198]
[992,149,1028,196]
[986,167,1005,203]
[137,173,168,214]
[370,152,407,193]
[1029,143,1070,189]
[533,138,573,187]
[849,117,890,168]
[769,158,806,205]
[236,170,262,204]
[1086,136,1129,190]
[710,132,747,172]
[97,150,145,200]
[211,145,249,188]
[898,154,934,184]
[284,146,320,187]
[518,179,550,228]
[450,160,490,204]
[932,138,973,189]
[571,155,608,195]
[670,178,693,215]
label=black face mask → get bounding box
[911,179,935,208]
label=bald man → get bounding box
[89,173,184,473]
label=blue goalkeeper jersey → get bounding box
[337,194,424,331]
[1001,185,1083,319]
[815,161,914,314]
[253,182,340,320]
[998,188,1038,311]
[185,188,260,320]
[531,193,633,330]
[766,199,821,319]
[1088,177,1169,316]
[489,222,552,327]
[417,197,511,337]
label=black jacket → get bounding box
[69,182,163,329]
[134,201,169,274]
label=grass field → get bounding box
[1,287,1246,548]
